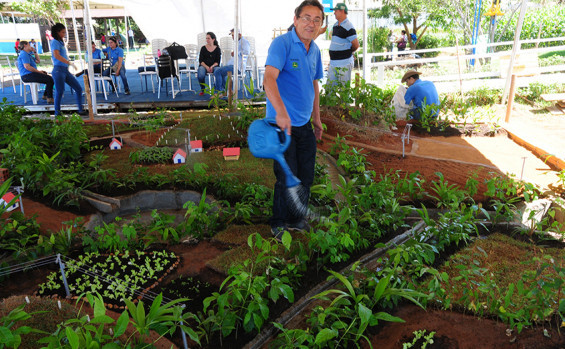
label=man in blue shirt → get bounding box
[16,40,54,103]
[76,42,104,77]
[402,70,440,120]
[264,0,324,239]
[213,28,250,93]
[328,3,359,85]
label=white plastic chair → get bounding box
[151,39,169,57]
[197,32,206,49]
[179,44,198,91]
[138,54,157,93]
[0,56,19,93]
[21,82,40,104]
[94,59,118,100]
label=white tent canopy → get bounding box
[91,0,301,58]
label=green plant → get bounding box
[402,329,436,349]
[307,262,425,348]
[179,189,220,239]
[129,146,175,165]
[124,293,199,347]
[0,304,45,349]
[82,218,141,253]
[202,233,294,340]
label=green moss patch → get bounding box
[212,224,272,246]
[436,233,565,316]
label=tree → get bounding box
[368,0,446,49]
[10,0,68,26]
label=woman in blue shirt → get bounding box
[50,23,86,116]
[16,40,54,103]
[103,36,130,95]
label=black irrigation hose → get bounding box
[244,221,426,349]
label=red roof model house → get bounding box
[109,138,122,150]
[0,192,19,212]
[223,147,240,161]
[190,140,203,153]
[172,148,187,164]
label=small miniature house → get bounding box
[172,148,187,164]
[0,168,8,184]
[0,192,19,212]
[109,138,122,150]
[223,147,240,161]
[190,140,203,153]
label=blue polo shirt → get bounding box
[85,48,103,62]
[107,47,124,66]
[50,39,68,67]
[404,79,440,116]
[265,29,323,127]
[329,18,357,67]
[16,51,36,76]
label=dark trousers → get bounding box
[128,37,134,49]
[21,72,54,98]
[271,122,316,228]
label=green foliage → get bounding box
[321,78,396,125]
[129,146,175,164]
[494,6,565,50]
[202,233,294,340]
[0,304,45,349]
[402,329,436,349]
[82,217,143,253]
[9,0,68,26]
[37,251,177,303]
[179,189,221,239]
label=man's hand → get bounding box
[312,119,323,140]
[276,112,292,136]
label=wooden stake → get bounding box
[505,74,517,123]
[83,75,94,121]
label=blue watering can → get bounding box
[247,119,301,188]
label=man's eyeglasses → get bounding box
[298,16,323,26]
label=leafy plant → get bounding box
[129,146,175,165]
[0,304,45,349]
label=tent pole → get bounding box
[124,1,129,54]
[233,0,239,102]
[68,0,82,61]
[200,0,206,33]
[11,13,19,38]
[502,0,528,105]
[84,0,97,116]
[362,0,367,80]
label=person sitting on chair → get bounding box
[401,70,440,121]
[213,28,250,94]
[76,42,105,77]
[103,36,130,95]
[198,32,221,95]
[16,40,54,103]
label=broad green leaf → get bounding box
[314,328,337,345]
[114,311,129,337]
[65,327,79,349]
[373,311,405,323]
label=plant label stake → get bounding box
[401,124,412,158]
[111,120,115,138]
[179,305,189,349]
[55,254,71,298]
[248,119,312,219]
[187,129,191,156]
[520,156,527,180]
